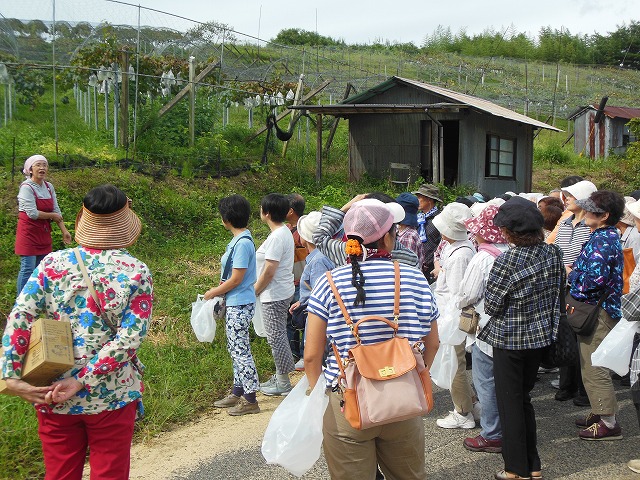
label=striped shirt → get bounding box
[307,259,438,386]
[554,216,592,267]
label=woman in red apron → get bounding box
[15,154,71,295]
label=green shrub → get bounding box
[534,141,572,165]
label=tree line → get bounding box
[273,22,640,69]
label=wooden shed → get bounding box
[568,105,640,159]
[294,76,559,197]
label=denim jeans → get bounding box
[471,344,502,440]
[17,254,46,296]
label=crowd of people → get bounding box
[4,153,640,479]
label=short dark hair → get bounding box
[287,193,305,217]
[541,205,563,231]
[590,190,625,226]
[538,196,564,210]
[219,194,251,228]
[559,175,584,188]
[83,184,127,214]
[501,227,544,246]
[365,192,395,203]
[261,193,290,223]
[629,189,640,201]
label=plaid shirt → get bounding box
[477,243,564,350]
[397,226,425,268]
[568,226,623,320]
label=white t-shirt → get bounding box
[256,225,295,302]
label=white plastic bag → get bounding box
[434,293,467,345]
[591,318,640,376]
[253,298,267,337]
[262,375,329,477]
[430,343,458,389]
[190,294,216,342]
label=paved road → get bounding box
[174,372,640,479]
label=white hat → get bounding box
[297,211,322,244]
[620,197,637,226]
[561,180,597,201]
[432,202,472,241]
[627,198,640,221]
[470,197,505,217]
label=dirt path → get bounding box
[126,373,302,480]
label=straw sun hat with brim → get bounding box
[75,203,142,249]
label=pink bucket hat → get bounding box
[23,154,48,176]
[464,205,507,244]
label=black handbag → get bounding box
[543,265,578,368]
[291,303,308,330]
[544,313,579,367]
[565,291,607,336]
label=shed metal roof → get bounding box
[293,76,560,131]
[568,105,640,121]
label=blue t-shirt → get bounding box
[220,231,257,307]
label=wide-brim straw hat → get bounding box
[75,204,142,249]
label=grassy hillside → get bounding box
[1,43,639,478]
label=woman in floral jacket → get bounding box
[1,184,152,480]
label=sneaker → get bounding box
[260,374,277,389]
[463,434,502,453]
[550,378,560,389]
[538,365,559,374]
[472,401,482,422]
[575,412,601,428]
[295,358,305,371]
[213,393,240,408]
[578,420,622,441]
[436,410,476,429]
[260,379,292,396]
[228,398,260,416]
[628,459,640,473]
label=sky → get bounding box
[1,0,637,46]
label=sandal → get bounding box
[530,472,543,479]
[494,471,531,480]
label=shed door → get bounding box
[441,121,459,186]
[419,120,433,182]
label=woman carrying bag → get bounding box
[568,190,625,440]
[478,196,565,480]
[2,184,152,480]
[205,194,260,416]
[304,198,439,480]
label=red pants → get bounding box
[37,401,137,480]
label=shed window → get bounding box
[485,134,515,179]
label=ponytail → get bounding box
[346,238,366,306]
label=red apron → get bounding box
[15,182,55,256]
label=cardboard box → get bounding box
[0,319,75,395]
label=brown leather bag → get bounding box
[327,262,434,430]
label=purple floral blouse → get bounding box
[1,246,153,415]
